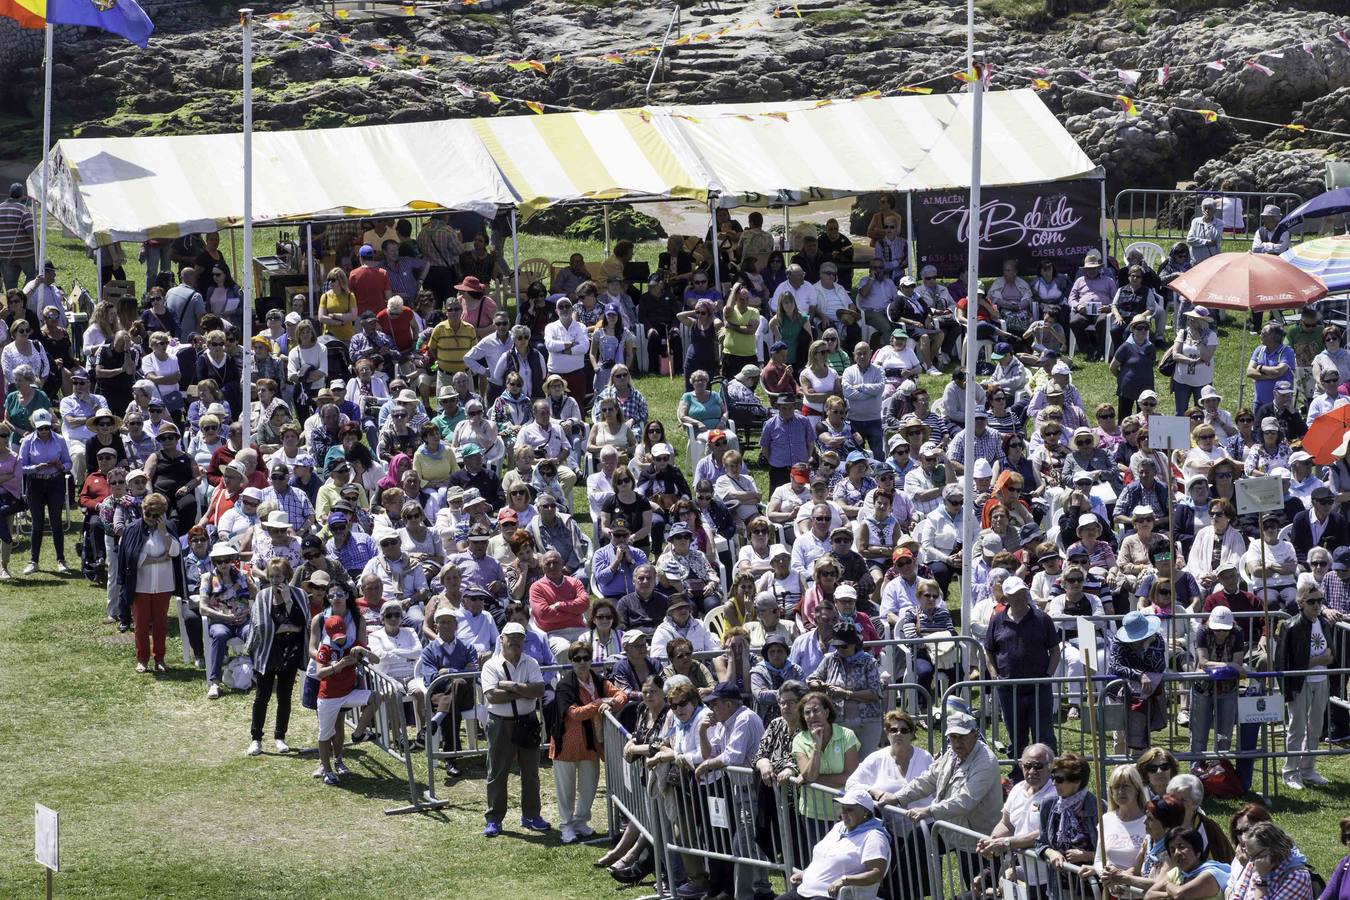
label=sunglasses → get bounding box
[1021,762,1046,771]
[383,612,401,619]
[571,655,592,663]
[1145,762,1175,773]
[1064,577,1084,585]
[670,697,694,708]
[1051,775,1075,784]
[672,651,692,660]
[887,726,913,736]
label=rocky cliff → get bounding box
[2,0,1347,199]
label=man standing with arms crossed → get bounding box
[480,621,552,837]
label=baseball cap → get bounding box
[1207,605,1235,631]
[945,710,978,736]
[358,244,375,257]
[836,787,876,813]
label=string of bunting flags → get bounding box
[256,10,1348,138]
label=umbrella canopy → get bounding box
[1300,403,1350,465]
[1281,234,1350,294]
[1168,252,1327,312]
[1275,187,1350,239]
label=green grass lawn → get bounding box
[6,226,1350,895]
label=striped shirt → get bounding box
[0,199,35,261]
[417,219,464,269]
[427,319,477,373]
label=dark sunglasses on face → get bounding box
[1021,762,1045,771]
[887,726,912,735]
[1146,762,1174,773]
[1051,775,1075,784]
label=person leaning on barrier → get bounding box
[812,620,884,754]
[846,708,935,810]
[984,575,1061,766]
[246,557,309,758]
[775,787,890,900]
[420,606,478,780]
[551,638,626,845]
[893,709,1001,834]
[973,743,1056,893]
[1227,822,1314,900]
[791,689,862,826]
[1108,611,1167,755]
[687,681,767,900]
[479,621,551,839]
[1276,578,1337,792]
[648,677,713,899]
[601,674,672,884]
[750,633,805,723]
[1035,753,1101,872]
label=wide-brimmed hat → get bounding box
[1083,251,1103,268]
[1118,610,1161,643]
[454,275,487,295]
[90,407,121,428]
[262,511,291,530]
[1071,426,1097,448]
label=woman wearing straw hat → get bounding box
[1107,610,1167,755]
[1169,307,1217,416]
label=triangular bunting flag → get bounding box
[1157,65,1170,85]
[1115,95,1138,116]
[1117,69,1140,86]
[1196,109,1219,123]
[1243,60,1273,76]
[525,101,544,115]
[1031,78,1050,91]
[899,85,933,94]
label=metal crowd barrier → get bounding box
[356,663,450,815]
[928,819,1101,900]
[601,711,671,899]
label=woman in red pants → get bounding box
[116,492,186,673]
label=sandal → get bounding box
[1066,707,1080,721]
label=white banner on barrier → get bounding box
[1238,692,1285,724]
[708,795,729,829]
[1076,617,1098,671]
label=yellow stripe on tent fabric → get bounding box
[471,116,578,217]
[615,112,708,204]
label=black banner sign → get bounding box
[913,179,1103,279]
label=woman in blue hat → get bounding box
[1108,611,1167,755]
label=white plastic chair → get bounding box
[1124,241,1166,269]
[174,595,196,666]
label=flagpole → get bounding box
[38,23,53,272]
[960,54,984,632]
[240,7,255,445]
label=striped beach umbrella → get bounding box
[1281,234,1350,293]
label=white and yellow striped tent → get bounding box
[34,119,515,246]
[32,89,1097,247]
[654,89,1100,206]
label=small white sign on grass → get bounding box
[35,804,58,872]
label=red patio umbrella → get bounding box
[1301,404,1350,465]
[1168,252,1327,313]
[1168,253,1328,407]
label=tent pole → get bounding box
[965,0,974,73]
[240,7,255,446]
[95,247,102,305]
[783,205,789,251]
[905,191,916,278]
[709,198,721,293]
[960,57,985,633]
[305,223,316,318]
[38,24,52,273]
[1099,179,1109,262]
[511,209,520,316]
[1237,325,1247,411]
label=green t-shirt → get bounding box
[722,304,761,357]
[1286,322,1322,368]
[790,723,861,818]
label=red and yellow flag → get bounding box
[1115,95,1138,116]
[1196,109,1219,123]
[0,0,44,27]
[525,100,544,115]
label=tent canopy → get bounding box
[654,90,1100,207]
[31,89,1098,248]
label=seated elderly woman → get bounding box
[1226,822,1312,900]
[726,363,770,432]
[1164,772,1234,863]
[1035,753,1101,874]
[844,709,933,807]
[773,788,890,900]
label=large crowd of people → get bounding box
[2,189,1350,900]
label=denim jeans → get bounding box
[143,243,172,293]
[848,417,886,460]
[1189,686,1237,754]
[208,621,251,684]
[1172,381,1203,415]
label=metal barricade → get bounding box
[880,682,937,754]
[601,711,671,899]
[358,663,450,815]
[658,763,789,890]
[866,634,990,715]
[1110,189,1307,260]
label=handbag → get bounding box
[1157,345,1177,378]
[1191,758,1243,799]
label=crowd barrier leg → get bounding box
[357,665,449,815]
[601,712,671,899]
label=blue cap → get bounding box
[358,244,375,257]
[845,450,870,466]
[667,522,693,540]
[708,682,743,701]
[604,303,621,317]
[769,340,788,353]
[992,342,1011,359]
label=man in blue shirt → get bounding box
[421,606,478,775]
[591,518,649,601]
[1246,322,1295,409]
[759,393,814,490]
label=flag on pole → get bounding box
[2,0,155,46]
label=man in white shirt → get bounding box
[23,261,67,326]
[770,264,820,317]
[855,258,898,346]
[516,399,578,497]
[586,445,618,542]
[813,264,859,336]
[454,585,501,663]
[463,312,514,399]
[790,503,835,582]
[60,369,106,486]
[973,744,1057,891]
[1251,204,1291,255]
[479,621,550,836]
[544,297,589,400]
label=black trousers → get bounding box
[1069,311,1102,357]
[251,661,300,741]
[768,465,792,491]
[424,265,456,303]
[26,475,66,563]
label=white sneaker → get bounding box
[560,826,578,844]
[207,683,220,700]
[275,739,291,754]
[1303,771,1328,786]
[926,366,942,376]
[194,658,205,670]
[246,740,262,757]
[55,560,71,574]
[312,764,327,779]
[22,561,37,575]
[0,568,10,580]
[1282,772,1305,791]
